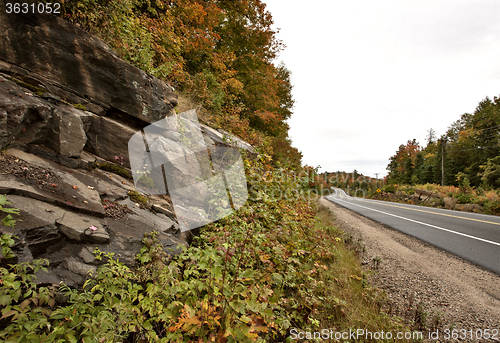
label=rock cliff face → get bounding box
[0,9,253,286]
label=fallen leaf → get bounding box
[89,225,97,231]
[49,183,57,187]
[135,203,140,207]
[87,185,94,189]
[83,200,88,204]
[72,185,78,189]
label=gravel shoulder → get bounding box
[319,197,500,342]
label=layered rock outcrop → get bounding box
[0,8,177,124]
[0,9,254,286]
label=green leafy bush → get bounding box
[457,193,472,204]
[0,195,20,229]
[384,184,395,193]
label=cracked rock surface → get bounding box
[0,150,187,287]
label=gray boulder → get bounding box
[46,105,92,158]
[444,197,458,210]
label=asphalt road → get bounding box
[325,188,500,274]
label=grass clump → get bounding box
[73,103,87,111]
[7,76,47,96]
[127,190,149,207]
[98,162,132,179]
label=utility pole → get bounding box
[374,173,379,189]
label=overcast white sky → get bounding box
[263,0,500,177]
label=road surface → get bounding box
[325,188,500,274]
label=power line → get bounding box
[459,125,500,134]
[445,125,500,140]
[449,144,500,153]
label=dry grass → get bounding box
[175,93,216,127]
[305,202,415,342]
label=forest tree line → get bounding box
[387,96,500,189]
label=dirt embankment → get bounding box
[320,198,500,343]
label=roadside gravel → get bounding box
[319,198,500,342]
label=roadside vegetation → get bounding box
[0,155,413,342]
[372,182,500,215]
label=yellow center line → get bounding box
[357,198,500,227]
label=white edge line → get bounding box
[327,196,500,247]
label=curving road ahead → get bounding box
[325,188,500,274]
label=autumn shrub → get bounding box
[421,183,431,191]
[475,187,485,196]
[399,185,414,195]
[484,200,500,216]
[471,195,488,206]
